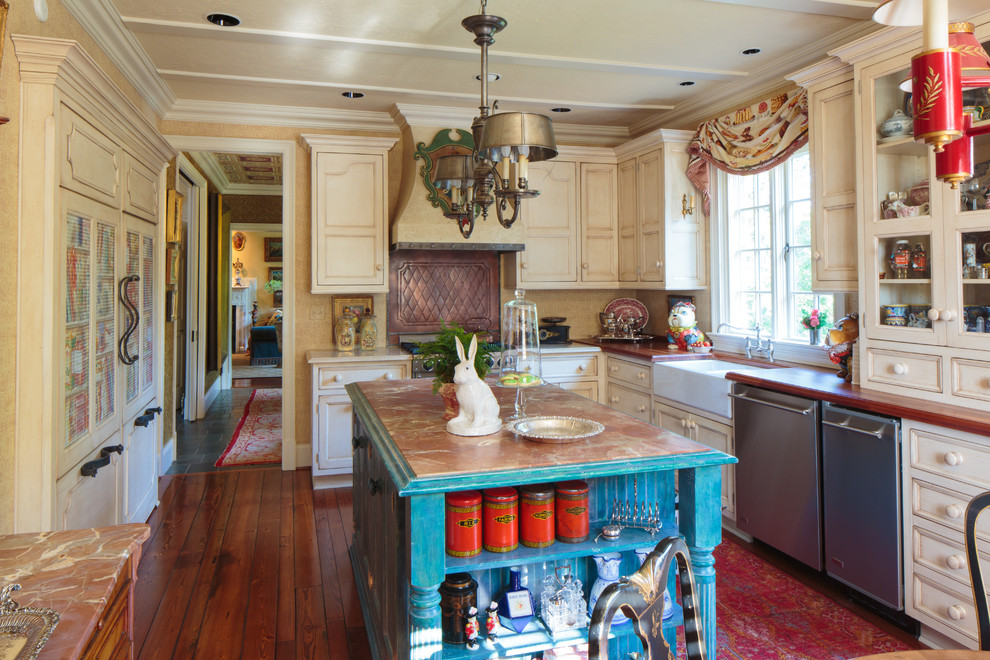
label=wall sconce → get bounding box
[681,193,695,217]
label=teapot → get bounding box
[880,109,913,138]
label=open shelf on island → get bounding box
[445,520,677,573]
[441,604,683,659]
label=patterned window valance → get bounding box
[687,88,809,214]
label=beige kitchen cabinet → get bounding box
[653,398,735,519]
[510,148,618,289]
[303,135,399,294]
[604,355,652,422]
[541,347,603,403]
[615,129,707,290]
[789,58,858,291]
[839,14,990,410]
[900,419,990,650]
[14,36,171,533]
[308,349,410,489]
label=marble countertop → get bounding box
[348,379,735,494]
[0,524,150,659]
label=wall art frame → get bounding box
[232,231,246,251]
[413,128,474,217]
[264,236,283,262]
[268,267,283,283]
[166,189,183,243]
[332,295,372,334]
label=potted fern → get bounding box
[415,321,496,419]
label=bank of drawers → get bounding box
[315,363,408,391]
[902,419,990,648]
[605,356,651,422]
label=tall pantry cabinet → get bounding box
[13,37,174,533]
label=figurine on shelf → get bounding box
[464,606,480,650]
[824,313,859,382]
[485,601,499,644]
[666,301,708,351]
[447,335,502,437]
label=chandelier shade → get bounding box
[477,112,558,165]
[873,0,989,26]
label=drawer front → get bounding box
[606,382,651,421]
[605,356,651,391]
[950,357,990,403]
[316,363,409,391]
[908,568,980,645]
[908,423,990,491]
[542,354,599,379]
[911,521,973,590]
[910,479,990,541]
[865,348,941,393]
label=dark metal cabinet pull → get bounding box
[134,413,155,428]
[80,445,124,477]
[352,436,368,450]
[117,275,140,366]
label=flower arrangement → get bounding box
[263,278,282,293]
[801,308,828,330]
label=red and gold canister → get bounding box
[519,484,555,548]
[445,490,482,558]
[482,487,519,553]
[555,480,590,543]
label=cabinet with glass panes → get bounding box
[854,16,990,409]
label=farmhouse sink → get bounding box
[653,359,775,418]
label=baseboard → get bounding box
[312,473,353,490]
[295,442,311,468]
[721,518,753,543]
[160,434,175,476]
[918,623,975,651]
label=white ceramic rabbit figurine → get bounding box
[446,334,502,436]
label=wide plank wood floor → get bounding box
[135,468,371,659]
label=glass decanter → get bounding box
[499,289,543,420]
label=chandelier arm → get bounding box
[495,196,521,229]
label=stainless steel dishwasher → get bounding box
[731,384,822,571]
[821,402,902,609]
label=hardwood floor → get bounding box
[135,469,371,659]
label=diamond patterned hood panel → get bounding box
[388,249,500,338]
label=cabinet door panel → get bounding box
[122,152,159,223]
[580,163,618,283]
[315,393,354,474]
[57,438,122,530]
[550,379,599,402]
[518,161,578,284]
[60,104,121,207]
[125,411,158,524]
[617,158,638,282]
[637,150,663,283]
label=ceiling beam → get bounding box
[698,0,880,19]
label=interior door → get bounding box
[178,170,205,420]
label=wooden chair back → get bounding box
[967,490,990,650]
[588,536,706,660]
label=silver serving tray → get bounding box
[0,586,59,660]
[505,416,604,444]
[594,334,657,342]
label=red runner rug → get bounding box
[215,389,282,467]
[677,535,916,659]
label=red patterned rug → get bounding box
[677,535,916,659]
[215,389,282,467]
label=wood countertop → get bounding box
[347,378,735,495]
[573,337,719,362]
[0,524,149,659]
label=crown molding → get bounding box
[165,99,397,132]
[614,128,695,159]
[224,183,283,196]
[188,151,229,191]
[301,134,400,154]
[61,0,175,117]
[12,35,174,165]
[787,56,853,88]
[828,22,919,63]
[631,20,881,134]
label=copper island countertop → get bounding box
[348,378,735,494]
[0,524,150,659]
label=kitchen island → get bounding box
[346,378,734,659]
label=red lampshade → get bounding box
[949,22,990,89]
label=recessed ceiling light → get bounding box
[475,73,501,82]
[205,12,240,27]
[740,47,762,56]
[341,91,365,99]
[678,81,696,87]
[550,107,571,113]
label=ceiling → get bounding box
[63,0,925,141]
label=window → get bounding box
[716,147,834,342]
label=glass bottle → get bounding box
[499,566,534,633]
[359,307,377,350]
[889,239,911,279]
[499,289,543,420]
[335,308,357,350]
[910,243,928,279]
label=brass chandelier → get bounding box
[432,0,558,239]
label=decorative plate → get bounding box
[0,585,59,660]
[603,298,649,331]
[505,416,604,444]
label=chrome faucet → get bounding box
[716,323,775,363]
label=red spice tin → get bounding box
[482,487,519,553]
[555,480,590,543]
[445,491,482,557]
[519,484,555,548]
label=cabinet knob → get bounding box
[947,604,967,621]
[375,264,383,271]
[946,554,966,571]
[813,251,822,261]
[577,364,586,372]
[368,478,383,495]
[383,373,394,380]
[582,263,589,269]
[656,260,662,269]
[680,419,688,428]
[942,309,956,322]
[637,405,646,413]
[637,372,645,380]
[927,308,941,321]
[892,363,908,376]
[689,420,698,429]
[944,451,964,466]
[521,263,528,269]
[610,396,619,403]
[333,374,343,382]
[609,365,619,373]
[946,503,964,519]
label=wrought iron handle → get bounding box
[80,445,123,477]
[101,444,123,457]
[352,436,368,450]
[145,407,163,416]
[118,275,140,365]
[368,478,383,495]
[134,413,155,428]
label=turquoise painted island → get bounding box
[346,379,735,659]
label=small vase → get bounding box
[589,552,626,624]
[438,382,459,420]
[809,327,820,345]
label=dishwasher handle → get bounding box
[821,418,884,438]
[728,391,814,416]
